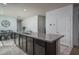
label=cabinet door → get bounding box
[34,40,45,55]
[20,36,23,48]
[15,35,19,47]
[27,37,33,55]
[22,36,27,52]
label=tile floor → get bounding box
[0,40,26,55]
[0,39,72,55]
[60,44,72,55]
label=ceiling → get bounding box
[0,3,71,19]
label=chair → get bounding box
[0,30,9,40]
[7,30,13,39]
[0,30,12,47]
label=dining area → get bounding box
[0,30,13,41]
[0,30,13,48]
[0,30,26,55]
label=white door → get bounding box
[56,15,66,45]
[56,15,71,46]
[65,16,72,46]
[46,13,57,34]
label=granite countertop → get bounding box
[14,32,64,43]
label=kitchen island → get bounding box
[12,32,64,55]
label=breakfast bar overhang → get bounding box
[12,32,64,55]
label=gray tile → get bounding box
[0,40,26,55]
[60,44,72,55]
[0,40,72,55]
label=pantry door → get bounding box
[56,15,71,46]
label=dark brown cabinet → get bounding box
[20,36,23,48]
[27,37,33,55]
[22,36,27,52]
[15,35,19,47]
[34,40,45,55]
[34,39,56,55]
[14,34,27,53]
[13,32,61,55]
[14,35,57,55]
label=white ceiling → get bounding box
[0,3,71,19]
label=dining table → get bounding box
[0,31,11,47]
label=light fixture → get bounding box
[24,9,27,11]
[2,3,7,5]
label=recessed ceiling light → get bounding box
[2,3,7,5]
[24,9,27,11]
